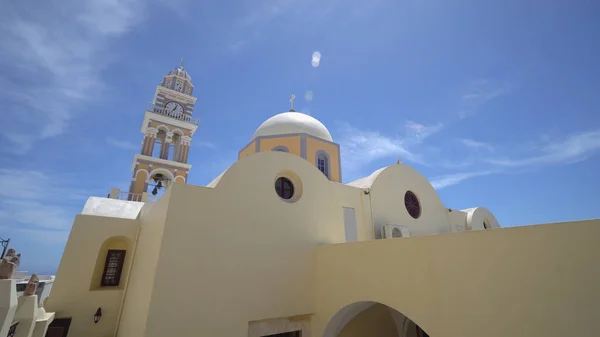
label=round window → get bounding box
[404,191,421,219]
[275,177,295,200]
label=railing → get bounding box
[146,103,199,125]
[118,191,144,202]
[105,188,166,203]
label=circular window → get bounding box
[404,191,421,219]
[275,177,295,200]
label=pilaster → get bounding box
[142,127,158,156]
[180,136,192,163]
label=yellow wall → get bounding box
[238,140,257,159]
[258,135,301,155]
[47,150,600,337]
[45,215,139,337]
[117,191,171,337]
[338,304,398,337]
[142,152,347,337]
[305,136,341,182]
[313,219,600,337]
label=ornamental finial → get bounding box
[289,94,296,112]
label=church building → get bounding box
[41,64,600,337]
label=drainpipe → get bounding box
[113,225,142,337]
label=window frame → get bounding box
[404,190,422,219]
[100,249,126,287]
[315,150,331,179]
[275,177,295,200]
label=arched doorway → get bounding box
[323,301,430,337]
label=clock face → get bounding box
[165,101,184,116]
[175,80,183,92]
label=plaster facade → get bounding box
[44,151,600,337]
[40,66,600,337]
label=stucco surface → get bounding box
[314,219,600,337]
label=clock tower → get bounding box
[128,60,199,197]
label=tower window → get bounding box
[316,151,330,178]
[101,250,126,287]
[275,177,294,200]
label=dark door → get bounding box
[45,318,71,337]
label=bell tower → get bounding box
[129,60,199,197]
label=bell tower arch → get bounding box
[129,60,199,198]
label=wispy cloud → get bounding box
[0,169,88,242]
[106,137,139,151]
[338,121,443,178]
[460,138,494,152]
[194,140,217,149]
[405,121,443,141]
[459,79,511,119]
[227,0,386,52]
[429,171,496,190]
[488,129,600,167]
[0,0,167,152]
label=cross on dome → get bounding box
[289,94,296,112]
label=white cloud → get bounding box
[106,137,139,151]
[460,138,494,152]
[0,169,89,241]
[339,124,418,172]
[338,121,443,177]
[429,171,495,190]
[0,0,167,152]
[405,121,443,142]
[488,129,600,167]
[459,79,511,119]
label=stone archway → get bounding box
[322,301,430,337]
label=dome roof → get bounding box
[252,112,333,142]
[167,67,192,82]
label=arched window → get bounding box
[169,133,181,161]
[152,130,166,158]
[90,236,131,290]
[315,150,330,179]
[272,146,289,152]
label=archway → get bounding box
[322,301,430,337]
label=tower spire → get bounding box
[179,57,184,70]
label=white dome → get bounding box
[252,112,333,142]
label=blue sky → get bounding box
[1,0,599,273]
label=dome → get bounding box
[167,66,192,82]
[252,112,333,142]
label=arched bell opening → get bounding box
[146,169,174,198]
